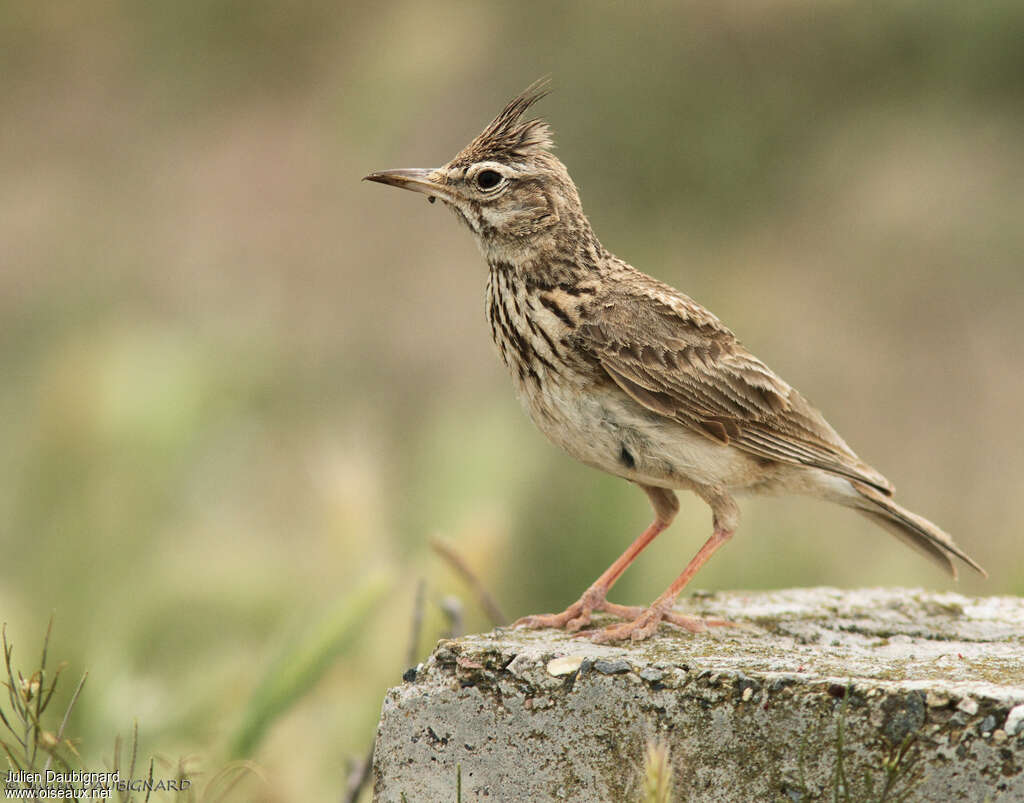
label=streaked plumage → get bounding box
[365,80,984,642]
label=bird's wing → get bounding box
[573,276,893,494]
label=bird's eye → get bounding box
[475,169,503,190]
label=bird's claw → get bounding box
[576,609,665,643]
[515,609,595,632]
[515,587,609,632]
[574,607,737,642]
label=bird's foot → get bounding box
[577,603,736,643]
[576,605,668,643]
[514,586,610,633]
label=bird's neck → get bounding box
[481,213,605,289]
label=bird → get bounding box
[364,79,985,642]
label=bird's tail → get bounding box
[849,481,986,580]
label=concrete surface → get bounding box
[373,587,1024,801]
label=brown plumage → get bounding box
[365,80,985,642]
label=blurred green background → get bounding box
[2,1,1023,799]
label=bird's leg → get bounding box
[515,519,666,632]
[582,526,733,642]
[515,485,678,633]
[582,490,738,643]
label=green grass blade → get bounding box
[230,573,392,757]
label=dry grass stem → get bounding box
[430,538,508,626]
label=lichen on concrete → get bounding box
[372,587,1024,801]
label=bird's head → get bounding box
[365,80,589,261]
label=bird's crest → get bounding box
[454,78,553,165]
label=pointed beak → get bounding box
[363,168,449,203]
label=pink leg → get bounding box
[515,485,678,633]
[581,525,734,643]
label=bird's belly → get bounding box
[515,374,763,491]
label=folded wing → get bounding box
[573,276,894,495]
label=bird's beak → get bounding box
[363,168,449,204]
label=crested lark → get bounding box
[365,80,985,642]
